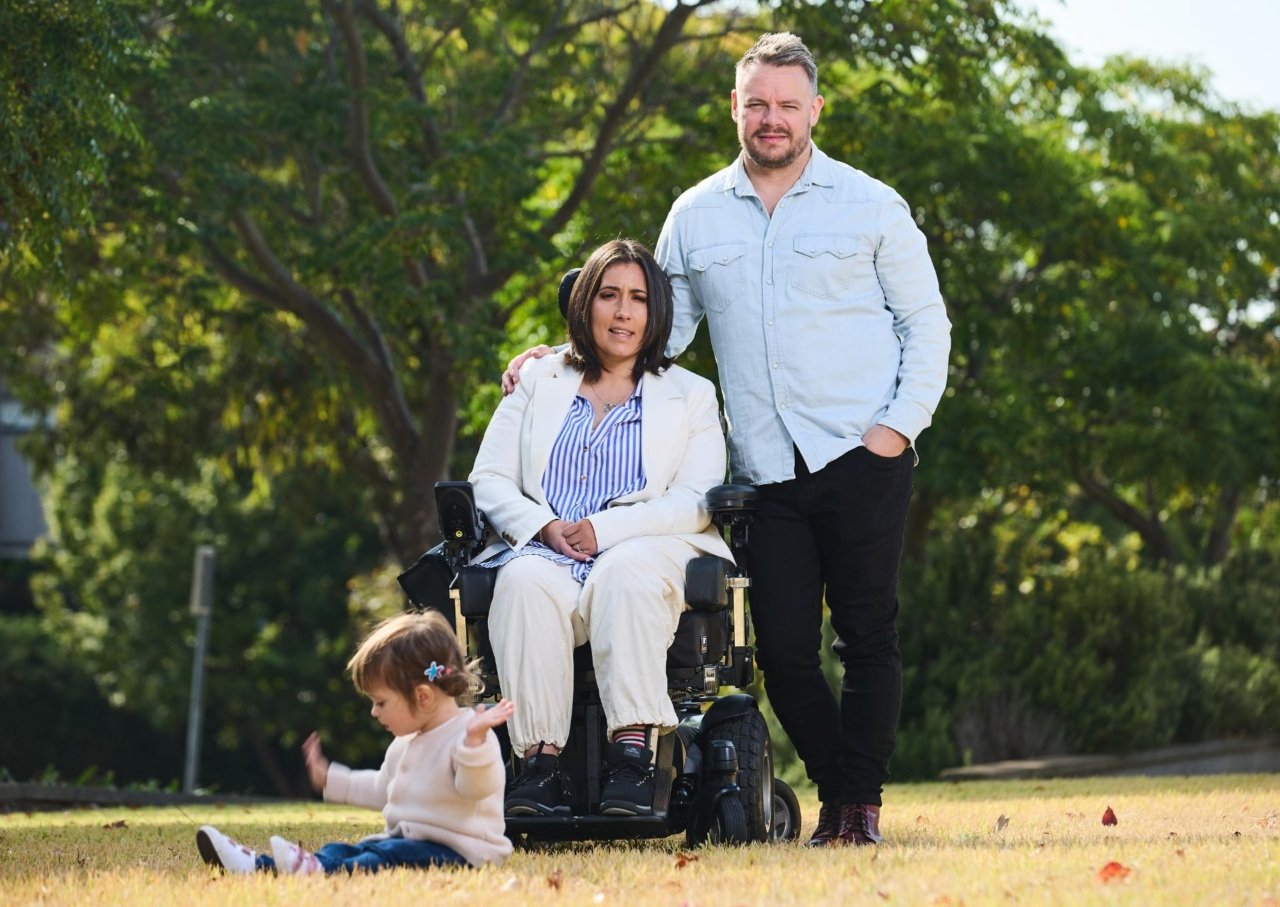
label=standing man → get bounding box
[654,32,950,846]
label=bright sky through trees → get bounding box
[1022,0,1280,111]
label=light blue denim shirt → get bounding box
[655,144,951,485]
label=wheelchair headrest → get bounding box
[558,268,582,320]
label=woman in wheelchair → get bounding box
[467,239,732,818]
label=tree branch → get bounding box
[331,0,398,218]
[540,1,709,241]
[338,287,394,376]
[330,0,431,290]
[1204,484,1240,567]
[229,209,419,457]
[355,0,445,159]
[1075,470,1179,563]
[490,1,643,131]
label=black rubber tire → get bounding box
[706,794,750,845]
[711,709,773,841]
[769,777,802,842]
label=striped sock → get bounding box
[611,725,649,750]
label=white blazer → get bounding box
[468,351,732,564]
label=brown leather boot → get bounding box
[805,802,845,847]
[837,803,883,845]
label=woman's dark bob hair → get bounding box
[564,239,674,382]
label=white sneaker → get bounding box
[270,836,324,875]
[196,825,258,873]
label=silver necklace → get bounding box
[588,383,629,411]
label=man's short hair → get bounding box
[736,32,818,94]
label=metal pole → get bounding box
[183,545,216,794]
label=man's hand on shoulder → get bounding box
[501,345,555,395]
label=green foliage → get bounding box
[3,0,746,566]
[995,552,1193,752]
[0,0,139,269]
[0,613,181,785]
[2,0,1278,793]
[1179,549,1280,738]
[893,503,1280,780]
[29,454,387,793]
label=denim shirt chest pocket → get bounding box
[688,242,747,313]
[791,234,880,301]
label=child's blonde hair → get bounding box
[347,610,478,705]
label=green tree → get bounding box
[5,1,1278,790]
[31,454,386,793]
[783,0,1280,567]
[4,0,743,567]
[0,0,138,269]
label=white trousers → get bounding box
[488,536,698,755]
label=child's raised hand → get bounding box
[464,698,515,747]
[301,731,330,794]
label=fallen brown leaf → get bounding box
[1096,861,1132,883]
[1102,806,1118,826]
[674,852,699,869]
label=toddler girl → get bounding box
[197,609,515,874]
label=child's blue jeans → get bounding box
[256,837,467,875]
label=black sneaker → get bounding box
[505,750,571,816]
[599,740,656,816]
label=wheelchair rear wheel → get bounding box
[769,778,802,841]
[713,708,773,841]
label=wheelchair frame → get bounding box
[397,481,801,847]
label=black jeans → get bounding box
[747,445,913,806]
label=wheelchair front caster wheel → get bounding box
[706,795,749,845]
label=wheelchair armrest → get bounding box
[684,556,728,610]
[705,483,758,515]
[457,566,497,618]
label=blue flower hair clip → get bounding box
[424,661,452,682]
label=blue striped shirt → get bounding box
[482,379,645,582]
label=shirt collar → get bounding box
[728,142,833,199]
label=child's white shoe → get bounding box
[270,835,324,875]
[196,825,258,873]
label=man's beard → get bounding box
[741,127,808,170]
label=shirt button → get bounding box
[772,363,778,369]
[580,475,587,481]
[767,320,773,326]
[767,241,773,248]
[766,278,773,284]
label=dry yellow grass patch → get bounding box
[1,774,1276,906]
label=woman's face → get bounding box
[589,261,649,372]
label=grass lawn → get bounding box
[1,774,1276,905]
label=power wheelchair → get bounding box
[396,480,801,847]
